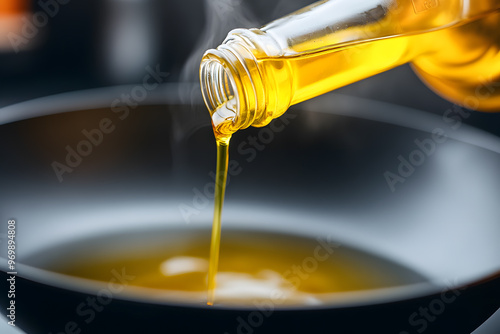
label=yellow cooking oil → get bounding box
[207,138,229,305]
[37,229,427,306]
[202,0,500,305]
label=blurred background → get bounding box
[0,0,499,135]
[0,0,499,332]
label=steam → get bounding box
[179,0,315,92]
[173,0,310,144]
[173,0,258,147]
[179,0,257,85]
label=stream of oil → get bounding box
[207,140,229,305]
[23,115,428,307]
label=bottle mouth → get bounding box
[200,39,267,138]
[200,54,239,137]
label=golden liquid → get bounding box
[210,8,500,138]
[206,8,499,142]
[204,1,499,305]
[256,11,500,116]
[206,101,234,305]
[286,13,500,111]
[207,140,229,305]
[32,229,427,306]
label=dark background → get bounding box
[0,0,499,136]
[0,0,499,333]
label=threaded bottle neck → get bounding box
[200,52,239,141]
[200,44,260,142]
[200,29,290,142]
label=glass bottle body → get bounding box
[200,0,500,139]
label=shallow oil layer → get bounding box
[24,228,428,306]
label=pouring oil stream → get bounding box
[206,97,234,305]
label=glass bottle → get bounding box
[199,0,500,140]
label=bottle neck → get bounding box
[200,30,292,141]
